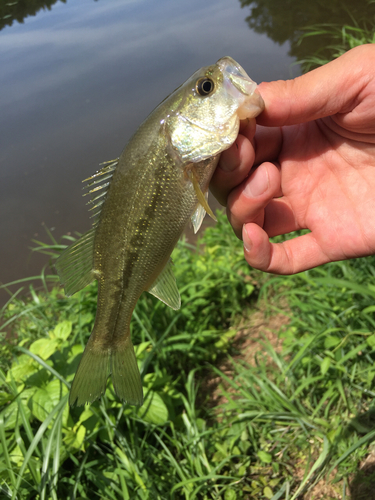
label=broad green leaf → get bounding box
[1,388,35,430]
[257,451,272,463]
[138,391,168,425]
[324,336,341,349]
[29,338,59,360]
[31,379,68,422]
[68,344,84,362]
[7,355,38,383]
[224,489,237,500]
[9,444,24,467]
[51,320,72,341]
[320,357,331,375]
[366,334,375,348]
[78,408,94,424]
[64,424,86,450]
[263,486,273,499]
[134,341,151,357]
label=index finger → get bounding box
[257,44,375,127]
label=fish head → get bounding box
[165,56,265,163]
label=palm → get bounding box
[276,118,375,262]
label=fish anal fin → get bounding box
[147,260,181,310]
[187,169,217,222]
[55,228,96,297]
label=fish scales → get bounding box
[55,57,265,406]
[94,134,206,345]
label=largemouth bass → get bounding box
[56,57,264,407]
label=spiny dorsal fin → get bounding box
[56,159,117,296]
[147,260,181,310]
[55,228,97,296]
[83,159,118,226]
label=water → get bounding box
[1,0,372,302]
[0,0,297,302]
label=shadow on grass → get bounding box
[343,407,375,500]
[296,407,375,499]
[348,408,375,500]
[350,461,375,500]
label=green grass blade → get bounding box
[12,395,68,500]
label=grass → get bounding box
[296,18,375,72]
[0,213,263,499]
[2,212,375,499]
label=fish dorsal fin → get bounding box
[147,260,181,310]
[55,228,97,296]
[83,159,118,226]
[56,159,117,296]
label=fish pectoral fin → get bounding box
[55,228,96,296]
[147,260,181,310]
[188,169,217,223]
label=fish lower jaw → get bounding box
[237,91,265,120]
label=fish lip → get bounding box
[216,56,257,95]
[217,56,265,118]
[216,56,247,76]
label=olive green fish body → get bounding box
[56,57,265,406]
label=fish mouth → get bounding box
[217,56,265,119]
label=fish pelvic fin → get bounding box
[69,334,143,407]
[187,169,217,223]
[191,192,208,234]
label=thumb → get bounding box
[256,44,375,127]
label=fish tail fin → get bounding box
[69,334,143,407]
[111,337,143,406]
[69,335,110,406]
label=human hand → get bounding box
[211,44,375,274]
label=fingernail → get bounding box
[244,165,269,197]
[243,225,252,253]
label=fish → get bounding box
[55,56,265,407]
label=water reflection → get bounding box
[0,0,65,31]
[240,0,375,67]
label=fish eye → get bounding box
[196,78,215,96]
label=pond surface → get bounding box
[1,0,373,303]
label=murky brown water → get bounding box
[1,0,374,304]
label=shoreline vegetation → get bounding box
[2,30,375,500]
